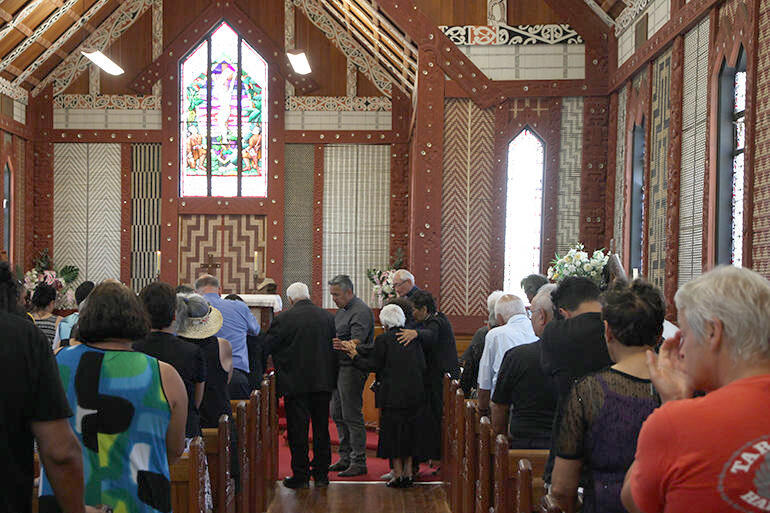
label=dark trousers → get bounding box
[284,391,332,481]
[229,368,251,400]
[330,366,368,465]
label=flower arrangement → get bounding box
[366,268,397,308]
[547,243,609,287]
[21,249,80,309]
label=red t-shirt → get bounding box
[631,374,770,513]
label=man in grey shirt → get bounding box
[328,275,374,476]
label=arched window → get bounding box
[715,47,746,266]
[629,121,645,275]
[180,22,268,198]
[504,128,544,301]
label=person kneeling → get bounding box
[340,304,426,488]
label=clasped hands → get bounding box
[333,338,358,358]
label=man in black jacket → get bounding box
[264,282,338,489]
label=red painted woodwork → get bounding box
[30,85,54,264]
[120,144,131,284]
[606,92,619,251]
[0,112,31,139]
[444,79,607,99]
[312,144,323,300]
[390,88,411,269]
[285,131,397,144]
[46,130,163,143]
[580,97,610,253]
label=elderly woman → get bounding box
[343,304,427,488]
[547,279,663,513]
[38,282,188,512]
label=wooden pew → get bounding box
[260,376,273,509]
[248,389,266,513]
[462,400,479,513]
[268,371,279,484]
[234,401,249,513]
[445,379,459,500]
[539,494,564,513]
[441,373,451,482]
[170,436,206,513]
[475,416,495,513]
[202,414,235,513]
[451,387,466,513]
[492,435,549,513]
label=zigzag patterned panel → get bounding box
[557,97,584,254]
[130,143,161,291]
[754,0,770,276]
[648,48,672,290]
[679,17,709,286]
[179,215,220,289]
[220,215,267,293]
[53,143,121,284]
[322,145,390,309]
[615,85,628,253]
[283,144,315,293]
[439,98,496,317]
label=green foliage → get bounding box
[57,265,79,284]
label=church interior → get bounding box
[1,0,768,511]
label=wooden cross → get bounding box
[200,254,221,275]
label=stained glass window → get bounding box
[180,22,268,197]
[731,70,746,267]
[504,129,544,303]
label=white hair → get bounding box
[487,290,505,326]
[494,294,526,323]
[286,282,310,302]
[395,269,415,285]
[380,303,406,329]
[531,284,557,321]
[675,266,770,362]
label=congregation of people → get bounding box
[2,254,770,513]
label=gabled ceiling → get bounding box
[0,0,122,96]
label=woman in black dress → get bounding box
[343,304,426,487]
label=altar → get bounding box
[222,293,283,332]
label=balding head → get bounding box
[195,274,220,294]
[494,294,526,325]
[530,283,556,337]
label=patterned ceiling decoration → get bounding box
[438,24,584,46]
[614,0,648,35]
[285,96,392,111]
[33,0,157,97]
[290,0,399,96]
[0,76,27,104]
[53,95,161,110]
[0,0,44,42]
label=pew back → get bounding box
[170,436,206,513]
[235,401,249,513]
[493,436,549,513]
[248,389,266,513]
[462,400,479,513]
[451,387,465,513]
[476,416,494,513]
[441,373,451,482]
[202,414,234,513]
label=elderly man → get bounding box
[477,294,538,414]
[265,283,337,489]
[460,290,504,396]
[621,267,770,513]
[521,274,549,303]
[393,269,420,298]
[328,275,374,477]
[195,274,260,399]
[491,284,557,448]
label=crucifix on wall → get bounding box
[199,253,221,275]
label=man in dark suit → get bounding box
[264,282,338,489]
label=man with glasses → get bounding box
[393,269,419,298]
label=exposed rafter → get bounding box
[13,0,112,88]
[584,0,616,26]
[0,0,44,42]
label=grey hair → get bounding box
[195,274,219,291]
[520,274,549,300]
[531,283,557,322]
[175,293,211,334]
[286,282,310,302]
[494,294,526,323]
[328,274,354,293]
[395,269,415,284]
[675,266,770,362]
[380,303,406,329]
[487,290,505,327]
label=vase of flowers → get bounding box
[547,243,609,288]
[366,268,397,308]
[21,249,79,309]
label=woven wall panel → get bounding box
[557,97,583,254]
[679,17,709,286]
[130,143,161,291]
[440,98,495,317]
[322,144,390,308]
[614,85,628,252]
[754,0,770,276]
[178,214,267,293]
[53,143,121,284]
[283,144,315,293]
[648,48,672,289]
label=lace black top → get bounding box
[556,367,660,513]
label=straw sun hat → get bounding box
[176,294,223,339]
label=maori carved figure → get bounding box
[487,0,507,26]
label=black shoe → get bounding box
[337,465,367,477]
[401,476,414,488]
[386,477,402,488]
[313,476,330,488]
[282,476,309,489]
[329,460,350,472]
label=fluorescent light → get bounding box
[286,50,312,75]
[81,50,124,75]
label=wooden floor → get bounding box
[267,482,451,513]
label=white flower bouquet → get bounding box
[366,268,397,308]
[22,249,79,309]
[547,243,609,287]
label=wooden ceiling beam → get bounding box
[0,0,45,42]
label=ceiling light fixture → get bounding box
[81,50,124,75]
[286,50,312,75]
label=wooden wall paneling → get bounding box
[159,69,177,284]
[491,98,562,282]
[120,143,131,284]
[285,131,397,144]
[24,133,33,268]
[407,46,444,294]
[50,130,163,143]
[312,144,323,299]
[234,0,285,47]
[31,85,54,261]
[444,79,607,99]
[162,0,210,45]
[267,76,286,286]
[390,88,410,268]
[357,71,385,97]
[62,72,89,95]
[643,62,654,277]
[580,97,610,253]
[704,1,756,270]
[507,1,561,25]
[412,0,487,26]
[0,111,31,139]
[606,92,619,250]
[666,35,685,319]
[294,10,347,96]
[99,9,152,94]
